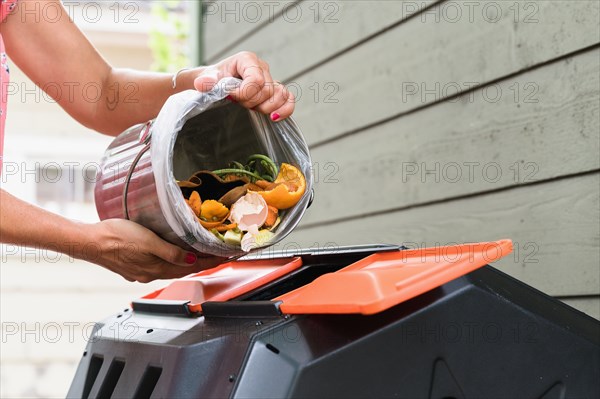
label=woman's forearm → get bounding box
[0,189,86,257]
[0,189,221,281]
[93,67,204,136]
[1,0,205,136]
[2,1,293,137]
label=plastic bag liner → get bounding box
[151,77,313,257]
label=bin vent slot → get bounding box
[133,365,163,399]
[82,355,103,399]
[97,358,126,399]
[266,344,280,354]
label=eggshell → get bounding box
[230,192,268,234]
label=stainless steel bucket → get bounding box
[94,94,313,257]
[94,121,194,249]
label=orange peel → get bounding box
[198,216,229,229]
[264,206,279,228]
[251,163,306,209]
[200,200,229,221]
[214,223,238,233]
[188,191,202,217]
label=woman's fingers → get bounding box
[152,264,198,281]
[253,82,293,118]
[270,89,296,121]
[233,60,268,104]
[88,220,228,283]
[122,261,191,283]
[193,66,221,92]
[128,255,227,283]
[194,255,228,271]
[121,275,136,283]
[146,234,197,267]
[134,256,226,283]
[201,51,295,120]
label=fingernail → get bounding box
[226,95,237,103]
[185,253,197,265]
[271,112,280,121]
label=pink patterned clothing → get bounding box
[1,0,17,175]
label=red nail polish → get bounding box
[271,112,280,121]
[185,253,197,265]
[226,95,237,103]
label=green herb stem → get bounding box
[212,168,263,181]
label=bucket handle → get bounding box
[122,122,152,220]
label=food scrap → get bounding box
[253,162,307,209]
[177,155,306,251]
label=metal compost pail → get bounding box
[94,94,313,257]
[93,121,190,248]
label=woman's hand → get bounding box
[79,219,225,283]
[193,52,296,122]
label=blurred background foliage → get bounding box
[149,0,190,72]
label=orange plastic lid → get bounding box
[140,257,302,313]
[276,240,513,315]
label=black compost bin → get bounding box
[67,242,600,399]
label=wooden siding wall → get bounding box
[203,0,600,319]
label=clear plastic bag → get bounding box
[151,77,313,257]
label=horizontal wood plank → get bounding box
[205,0,437,71]
[282,173,600,297]
[301,48,600,225]
[203,0,297,61]
[286,0,600,145]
